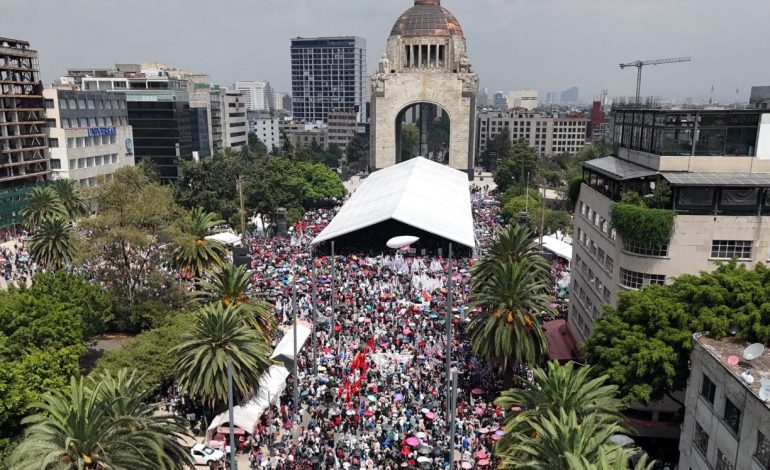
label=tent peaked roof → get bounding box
[312,157,475,249]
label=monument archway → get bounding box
[395,102,451,164]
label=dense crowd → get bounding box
[222,190,537,469]
[0,237,34,287]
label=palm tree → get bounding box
[473,224,550,287]
[172,303,273,404]
[51,178,88,220]
[500,409,635,470]
[468,259,550,368]
[9,371,193,470]
[495,362,628,452]
[171,207,227,278]
[197,263,276,338]
[29,216,77,271]
[135,158,159,182]
[20,186,67,230]
[565,451,655,470]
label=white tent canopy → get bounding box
[311,157,475,249]
[205,232,242,247]
[541,235,572,262]
[207,322,313,435]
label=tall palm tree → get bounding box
[500,409,635,470]
[29,216,77,271]
[20,186,68,230]
[565,451,655,470]
[473,224,550,288]
[495,362,628,452]
[172,303,273,404]
[197,263,276,338]
[9,372,193,470]
[468,259,550,368]
[171,207,226,278]
[135,158,159,182]
[51,178,88,220]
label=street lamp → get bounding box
[445,242,453,424]
[226,355,237,470]
[448,368,459,470]
[291,272,299,420]
[310,245,318,376]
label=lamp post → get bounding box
[448,368,459,470]
[292,273,299,420]
[311,246,318,375]
[445,242,453,423]
[226,355,237,470]
[330,240,336,341]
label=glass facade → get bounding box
[613,109,760,157]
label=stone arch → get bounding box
[394,101,451,165]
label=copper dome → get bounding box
[390,0,464,39]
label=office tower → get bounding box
[561,86,579,105]
[493,91,508,110]
[234,81,272,112]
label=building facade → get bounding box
[235,81,272,112]
[370,0,478,175]
[220,89,247,150]
[327,108,357,150]
[291,36,368,123]
[0,37,49,227]
[561,86,579,105]
[679,334,770,470]
[507,89,539,111]
[43,88,134,186]
[254,117,282,152]
[570,108,770,342]
[477,109,589,158]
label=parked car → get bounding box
[190,443,224,468]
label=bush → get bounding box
[610,203,675,247]
[567,176,583,208]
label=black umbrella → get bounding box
[418,446,432,455]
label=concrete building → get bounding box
[290,124,327,150]
[210,87,223,153]
[43,88,134,186]
[253,117,282,152]
[272,91,285,112]
[508,89,539,111]
[477,109,589,158]
[679,333,770,470]
[0,37,50,228]
[281,94,292,113]
[235,81,272,112]
[493,91,508,110]
[327,108,358,150]
[291,36,368,123]
[570,107,770,343]
[370,0,478,175]
[220,89,247,150]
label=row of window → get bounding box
[67,135,118,149]
[576,229,614,275]
[619,268,665,290]
[47,98,126,111]
[623,239,670,257]
[53,116,127,129]
[575,254,611,303]
[70,154,120,170]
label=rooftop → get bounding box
[390,0,464,39]
[697,334,770,409]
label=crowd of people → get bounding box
[217,189,545,469]
[0,236,34,287]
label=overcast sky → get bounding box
[4,0,769,103]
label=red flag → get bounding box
[368,337,376,352]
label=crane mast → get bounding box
[619,56,692,104]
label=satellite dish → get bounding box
[387,236,420,250]
[727,356,740,366]
[743,343,766,362]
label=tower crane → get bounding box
[619,57,692,104]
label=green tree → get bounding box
[135,157,160,183]
[480,127,511,170]
[171,207,226,278]
[242,156,305,224]
[9,371,193,470]
[172,303,273,404]
[29,217,77,271]
[427,113,450,157]
[586,261,770,405]
[297,162,347,207]
[174,154,242,222]
[51,179,88,220]
[494,139,540,193]
[20,186,67,231]
[247,132,268,156]
[345,134,368,164]
[400,123,419,161]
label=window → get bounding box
[59,99,68,110]
[623,240,669,257]
[67,138,75,149]
[67,98,77,109]
[46,118,57,128]
[757,431,770,469]
[694,422,709,456]
[44,99,54,109]
[50,159,61,170]
[605,256,613,273]
[711,240,752,260]
[48,138,59,148]
[723,398,741,435]
[87,99,95,109]
[619,268,665,289]
[701,374,716,405]
[716,450,735,470]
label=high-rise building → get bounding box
[477,109,588,158]
[272,91,285,112]
[220,89,247,150]
[210,87,223,153]
[0,37,50,228]
[234,81,272,112]
[190,107,210,159]
[290,36,368,123]
[478,88,489,108]
[679,333,770,470]
[507,90,539,111]
[493,91,508,110]
[43,88,135,187]
[571,107,770,343]
[561,86,579,105]
[282,94,292,113]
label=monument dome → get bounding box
[390,0,464,39]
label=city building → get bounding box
[0,37,49,228]
[327,108,358,150]
[272,91,285,112]
[370,0,478,175]
[507,89,539,111]
[561,86,579,105]
[220,88,247,150]
[493,91,508,110]
[210,87,223,153]
[678,333,770,470]
[234,81,272,112]
[190,107,210,159]
[281,94,292,113]
[253,116,282,152]
[751,86,770,110]
[477,109,589,158]
[289,123,327,150]
[290,36,368,123]
[570,107,770,343]
[43,88,134,186]
[478,87,489,108]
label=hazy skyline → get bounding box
[3,0,769,103]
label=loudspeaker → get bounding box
[232,247,251,267]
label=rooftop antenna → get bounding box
[742,343,765,385]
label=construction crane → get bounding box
[620,57,692,104]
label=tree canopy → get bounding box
[585,261,770,404]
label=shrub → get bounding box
[610,203,675,247]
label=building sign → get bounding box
[87,127,116,137]
[125,139,133,156]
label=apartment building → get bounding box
[327,108,357,150]
[477,109,588,158]
[0,37,49,227]
[679,333,770,470]
[44,88,134,187]
[253,117,282,152]
[570,107,770,342]
[234,81,272,112]
[220,89,247,150]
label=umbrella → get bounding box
[425,412,436,420]
[401,448,411,456]
[416,432,427,439]
[511,406,522,412]
[475,451,488,459]
[420,408,430,414]
[471,388,483,395]
[394,393,404,402]
[479,427,490,434]
[405,437,421,447]
[474,407,484,415]
[417,456,430,463]
[418,446,431,455]
[478,459,490,466]
[461,462,473,469]
[495,430,505,436]
[368,395,377,402]
[364,410,374,417]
